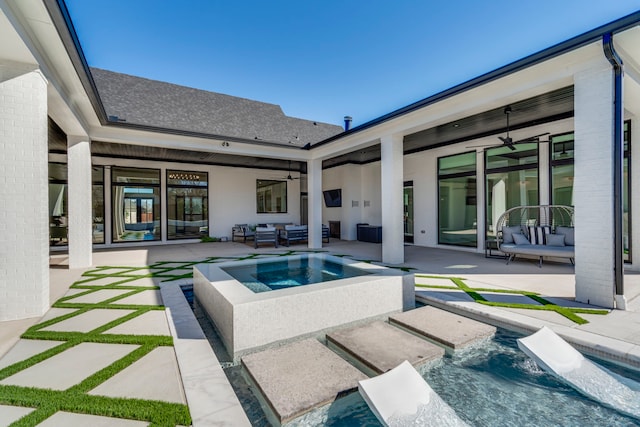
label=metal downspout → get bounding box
[602,33,624,300]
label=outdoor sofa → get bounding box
[496,205,575,267]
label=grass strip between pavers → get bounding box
[1,385,191,426]
[0,275,188,425]
[415,274,609,324]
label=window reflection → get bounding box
[167,170,208,239]
[112,167,160,242]
[485,143,538,239]
[438,152,477,247]
[257,180,287,213]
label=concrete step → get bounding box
[241,338,367,425]
[389,306,496,350]
[326,320,445,375]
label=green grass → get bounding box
[2,249,335,426]
[0,264,193,426]
[8,249,599,425]
[415,274,609,324]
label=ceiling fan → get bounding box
[470,106,550,151]
[281,160,301,181]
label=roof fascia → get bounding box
[44,0,107,123]
[46,0,328,149]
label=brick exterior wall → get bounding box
[573,58,616,308]
[0,63,50,320]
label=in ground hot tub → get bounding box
[193,253,414,358]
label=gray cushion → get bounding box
[504,245,575,257]
[546,234,565,247]
[502,226,522,244]
[512,233,531,245]
[556,226,575,246]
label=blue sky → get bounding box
[66,1,640,127]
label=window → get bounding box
[167,170,208,240]
[550,132,574,206]
[92,166,105,244]
[48,163,69,246]
[486,143,538,240]
[550,122,631,262]
[257,180,287,213]
[404,181,414,243]
[112,167,160,242]
[48,163,105,245]
[624,122,632,262]
[438,152,477,247]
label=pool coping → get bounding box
[417,293,640,370]
[159,282,251,427]
[194,253,414,358]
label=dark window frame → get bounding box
[437,150,478,247]
[166,169,209,241]
[256,179,288,214]
[111,166,161,244]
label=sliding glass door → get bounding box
[438,152,477,247]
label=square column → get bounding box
[476,150,486,253]
[67,136,93,268]
[573,59,617,308]
[380,134,404,264]
[0,65,49,320]
[307,159,323,249]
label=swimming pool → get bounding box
[221,255,371,293]
[193,253,414,358]
[232,328,640,426]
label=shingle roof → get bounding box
[90,68,343,146]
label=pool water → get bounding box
[221,255,371,293]
[183,288,640,426]
[301,329,640,426]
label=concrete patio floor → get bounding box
[1,239,640,425]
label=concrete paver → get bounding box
[0,339,64,370]
[63,289,132,304]
[102,310,170,336]
[479,292,542,305]
[0,343,138,390]
[82,267,139,276]
[0,405,34,426]
[390,306,496,349]
[39,308,78,323]
[2,241,639,426]
[327,321,444,375]
[241,338,367,424]
[74,276,134,287]
[0,317,40,359]
[415,289,474,302]
[38,412,148,426]
[41,309,135,333]
[89,346,185,403]
[114,289,163,305]
[501,307,579,327]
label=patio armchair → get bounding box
[232,224,255,243]
[254,227,278,248]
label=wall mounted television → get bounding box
[323,189,342,207]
